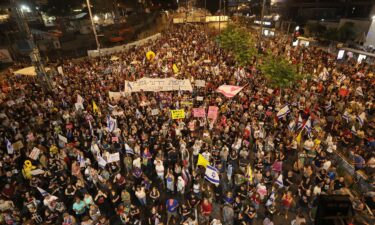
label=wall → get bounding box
[87,33,161,58]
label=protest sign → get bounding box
[193,108,206,117]
[108,92,124,101]
[97,156,107,167]
[170,109,185,119]
[57,66,64,75]
[58,134,68,143]
[207,106,219,121]
[29,147,41,160]
[151,109,159,115]
[124,77,193,93]
[30,169,45,176]
[12,140,24,150]
[112,136,119,142]
[181,101,193,106]
[107,152,120,163]
[196,96,203,101]
[75,103,84,111]
[195,80,206,87]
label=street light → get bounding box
[20,5,31,13]
[86,0,101,51]
[93,15,99,22]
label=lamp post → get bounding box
[86,0,101,52]
[12,0,52,91]
[219,0,222,33]
[260,0,266,39]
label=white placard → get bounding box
[57,66,64,75]
[75,103,84,111]
[30,169,45,175]
[196,96,203,101]
[97,156,107,167]
[58,134,68,143]
[107,152,120,163]
[29,147,41,160]
[195,80,206,87]
[151,109,159,115]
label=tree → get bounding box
[217,25,257,66]
[260,55,303,89]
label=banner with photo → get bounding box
[124,77,193,93]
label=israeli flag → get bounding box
[275,174,283,188]
[355,86,364,97]
[304,117,312,137]
[37,187,50,197]
[205,165,220,185]
[342,111,350,123]
[106,115,117,132]
[125,143,134,155]
[325,100,332,111]
[356,112,366,127]
[297,114,303,130]
[5,138,14,154]
[276,105,290,119]
[288,120,296,131]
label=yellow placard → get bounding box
[171,109,185,119]
[181,101,193,106]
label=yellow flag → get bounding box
[173,64,179,74]
[197,154,209,168]
[296,131,302,145]
[92,101,101,115]
[246,165,253,183]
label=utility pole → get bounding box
[86,0,101,52]
[260,0,266,39]
[12,0,52,91]
[219,0,222,33]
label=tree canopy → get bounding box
[260,55,303,89]
[217,25,257,66]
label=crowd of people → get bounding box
[0,22,374,225]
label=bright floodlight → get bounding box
[20,5,31,12]
[295,26,300,31]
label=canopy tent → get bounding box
[13,66,50,76]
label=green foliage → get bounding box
[260,55,303,88]
[217,25,257,66]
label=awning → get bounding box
[13,66,50,76]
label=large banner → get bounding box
[124,77,193,93]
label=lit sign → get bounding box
[337,50,345,60]
[254,20,272,26]
[358,54,366,63]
